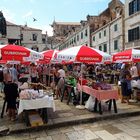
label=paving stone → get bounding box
[46,128,61,136]
[51,133,69,140]
[13,133,30,139]
[132,120,140,126]
[124,129,140,137]
[113,124,140,137]
[0,137,6,140]
[36,136,52,140]
[90,126,104,132]
[114,132,137,140]
[66,131,80,140]
[30,130,47,138]
[73,125,85,131]
[14,137,34,140]
[59,126,74,133]
[66,129,99,140]
[128,116,140,121]
[1,98,140,135]
[94,130,117,140]
[5,136,16,140]
[94,138,103,140]
[58,113,74,118]
[134,136,140,140]
[89,122,101,128]
[78,129,99,140]
[112,123,128,130]
[78,124,92,129]
[8,123,26,132]
[124,122,140,129]
[102,125,123,134]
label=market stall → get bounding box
[77,83,119,114]
[18,83,55,126]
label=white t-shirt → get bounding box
[58,69,65,78]
[130,66,138,78]
[3,67,12,82]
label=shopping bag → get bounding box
[85,96,95,111]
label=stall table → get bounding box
[77,83,119,114]
[18,95,55,126]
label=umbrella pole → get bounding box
[76,63,85,109]
[80,64,83,105]
[48,63,51,86]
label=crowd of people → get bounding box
[0,61,140,121]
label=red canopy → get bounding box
[113,49,140,62]
[0,44,31,61]
[40,50,59,63]
[57,45,111,63]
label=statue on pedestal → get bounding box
[0,11,7,37]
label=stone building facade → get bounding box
[20,25,42,51]
[91,16,124,54]
[58,22,90,50]
[6,21,21,45]
[51,21,81,37]
[51,21,81,49]
[90,0,124,55]
[125,0,140,49]
[0,20,48,52]
[53,0,124,54]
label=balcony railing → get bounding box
[125,39,140,49]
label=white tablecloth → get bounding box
[18,95,55,115]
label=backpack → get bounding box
[0,69,4,82]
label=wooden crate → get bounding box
[28,113,44,127]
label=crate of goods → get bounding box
[28,113,44,127]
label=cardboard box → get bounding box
[28,113,44,127]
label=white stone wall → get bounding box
[91,17,123,54]
[0,22,47,52]
[125,0,140,43]
[21,29,42,51]
[92,26,109,50]
[0,38,8,44]
[76,26,90,46]
[7,25,20,39]
[110,17,123,53]
[58,25,90,50]
[25,43,45,52]
[21,30,42,44]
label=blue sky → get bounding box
[1,0,124,36]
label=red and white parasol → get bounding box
[40,49,59,63]
[57,45,111,63]
[57,45,111,108]
[113,49,140,63]
[0,44,42,61]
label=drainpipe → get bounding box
[122,11,125,51]
[109,23,111,55]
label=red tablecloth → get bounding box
[77,83,119,101]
